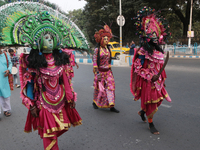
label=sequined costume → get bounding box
[19,53,81,150]
[93,47,115,108]
[130,47,171,118]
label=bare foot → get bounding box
[138,110,147,122]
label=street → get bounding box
[0,58,200,150]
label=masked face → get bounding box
[42,34,54,53]
[152,32,158,44]
[100,36,109,47]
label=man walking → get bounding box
[9,48,20,88]
[129,41,135,64]
[0,45,12,120]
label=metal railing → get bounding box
[171,43,200,55]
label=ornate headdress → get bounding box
[0,1,89,51]
[134,6,170,45]
[94,25,112,43]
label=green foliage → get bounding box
[70,0,200,46]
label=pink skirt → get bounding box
[134,76,171,118]
[24,102,82,139]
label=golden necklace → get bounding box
[100,46,109,55]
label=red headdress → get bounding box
[94,25,113,43]
[134,7,170,45]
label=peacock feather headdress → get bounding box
[0,1,89,51]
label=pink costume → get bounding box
[62,49,76,80]
[93,47,115,108]
[19,53,81,150]
[130,47,171,118]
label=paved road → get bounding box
[0,58,200,150]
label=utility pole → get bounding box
[119,0,122,60]
[188,0,193,52]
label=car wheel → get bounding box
[115,54,120,60]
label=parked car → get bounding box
[107,42,130,59]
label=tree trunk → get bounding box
[172,0,191,36]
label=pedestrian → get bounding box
[130,7,171,135]
[8,48,20,88]
[126,42,129,48]
[92,25,119,113]
[0,45,12,120]
[129,41,135,61]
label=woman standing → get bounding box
[92,25,119,113]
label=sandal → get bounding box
[16,85,20,88]
[138,110,146,122]
[4,111,11,117]
[149,122,159,135]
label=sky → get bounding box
[46,0,87,13]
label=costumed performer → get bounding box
[92,25,119,113]
[0,3,90,149]
[130,7,171,135]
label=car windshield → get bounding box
[107,44,112,49]
[113,44,120,48]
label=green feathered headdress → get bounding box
[0,1,89,51]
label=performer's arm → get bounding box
[93,48,98,74]
[19,54,38,109]
[134,55,153,81]
[92,48,101,81]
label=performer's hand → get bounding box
[163,83,166,87]
[70,101,76,109]
[93,68,98,74]
[151,75,159,82]
[30,106,39,118]
[4,70,9,77]
[97,74,101,81]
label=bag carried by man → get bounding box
[4,52,14,91]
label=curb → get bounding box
[171,55,200,58]
[75,55,200,66]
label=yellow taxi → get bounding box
[107,41,130,59]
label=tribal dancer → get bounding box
[0,2,89,149]
[92,25,119,113]
[130,7,171,134]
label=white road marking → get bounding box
[160,104,172,108]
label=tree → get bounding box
[68,9,92,46]
[143,0,200,37]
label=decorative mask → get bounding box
[152,32,158,44]
[42,34,54,53]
